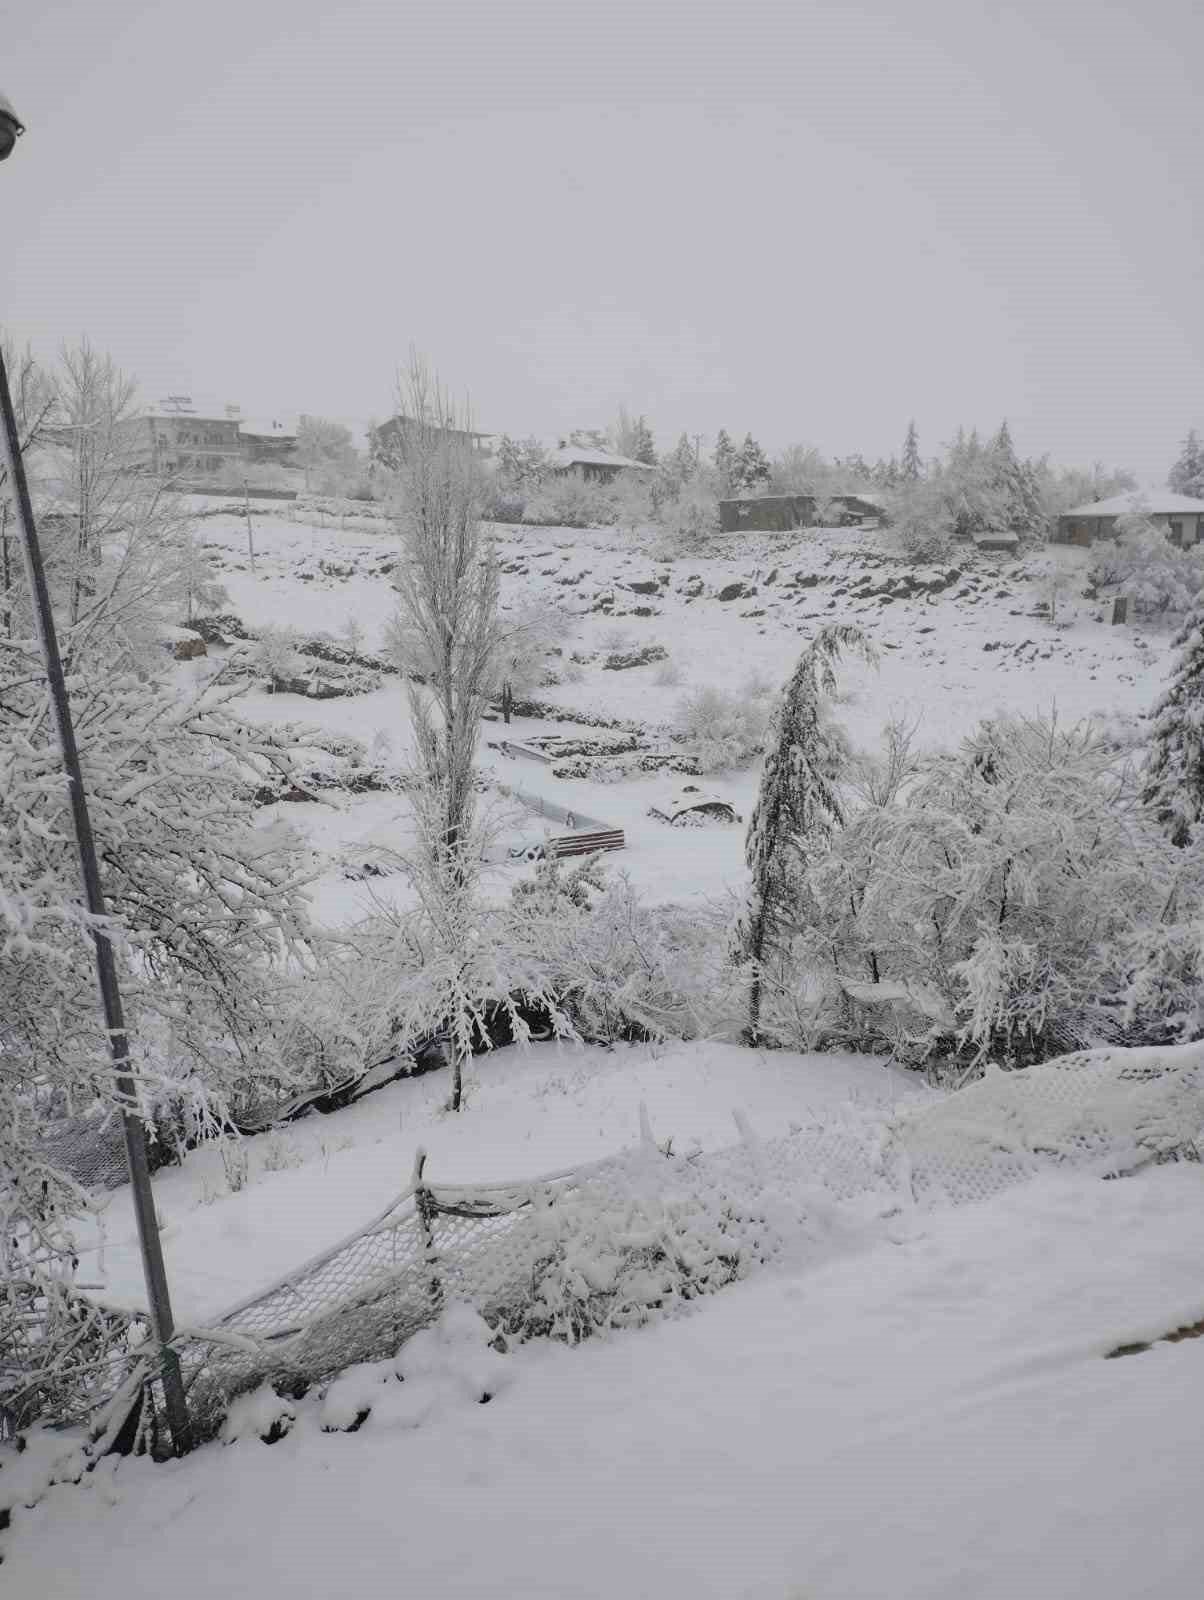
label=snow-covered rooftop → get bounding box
[238,415,299,441]
[1062,490,1204,518]
[547,446,656,472]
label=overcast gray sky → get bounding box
[4,0,1200,475]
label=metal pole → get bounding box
[0,345,191,1453]
[243,479,255,571]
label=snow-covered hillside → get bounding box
[182,505,1172,912]
[6,504,1201,1600]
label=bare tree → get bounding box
[390,354,501,1109]
[0,334,57,638]
[39,340,191,640]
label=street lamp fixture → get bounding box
[0,92,24,161]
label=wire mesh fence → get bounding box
[12,1038,1204,1449]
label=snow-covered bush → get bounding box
[480,485,527,525]
[609,470,655,536]
[318,1305,510,1433]
[504,1146,784,1344]
[795,712,1204,1066]
[523,472,615,529]
[658,478,720,547]
[221,1383,296,1445]
[676,679,776,772]
[510,865,743,1043]
[1092,516,1204,616]
[251,623,306,683]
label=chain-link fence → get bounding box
[16,1038,1204,1449]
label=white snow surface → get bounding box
[73,1040,921,1321]
[8,512,1202,1596]
[184,511,1175,911]
[1061,489,1204,518]
[7,1163,1204,1599]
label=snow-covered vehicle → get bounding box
[647,786,740,827]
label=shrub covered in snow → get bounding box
[318,1306,510,1433]
[1089,516,1204,616]
[791,712,1204,1066]
[523,473,616,529]
[499,1147,786,1344]
[675,678,776,772]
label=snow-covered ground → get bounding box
[9,1160,1204,1600]
[6,507,1201,1597]
[185,507,1173,910]
[72,1040,923,1320]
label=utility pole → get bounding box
[243,479,256,571]
[693,433,703,469]
[0,93,190,1453]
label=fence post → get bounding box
[412,1148,442,1314]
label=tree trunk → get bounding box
[743,913,766,1046]
[1,501,10,637]
[448,1035,464,1112]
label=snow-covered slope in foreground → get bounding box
[75,1040,923,1320]
[7,1163,1204,1600]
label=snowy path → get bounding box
[9,1164,1204,1599]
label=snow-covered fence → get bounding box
[500,783,626,859]
[18,1040,1204,1447]
[503,783,616,835]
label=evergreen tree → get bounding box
[738,625,875,1042]
[734,433,771,493]
[1143,598,1204,846]
[713,429,736,492]
[631,415,657,466]
[664,431,698,488]
[1168,429,1204,498]
[901,419,921,481]
[990,419,1047,541]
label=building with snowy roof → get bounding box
[115,401,300,475]
[547,445,656,484]
[1055,491,1204,548]
[238,414,298,464]
[369,415,494,469]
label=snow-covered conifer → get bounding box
[989,419,1047,542]
[733,434,771,494]
[1143,597,1204,845]
[1168,429,1204,499]
[664,432,697,488]
[738,625,874,1042]
[901,420,921,481]
[713,429,736,492]
[631,415,657,467]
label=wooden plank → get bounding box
[549,829,625,858]
[498,740,555,765]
